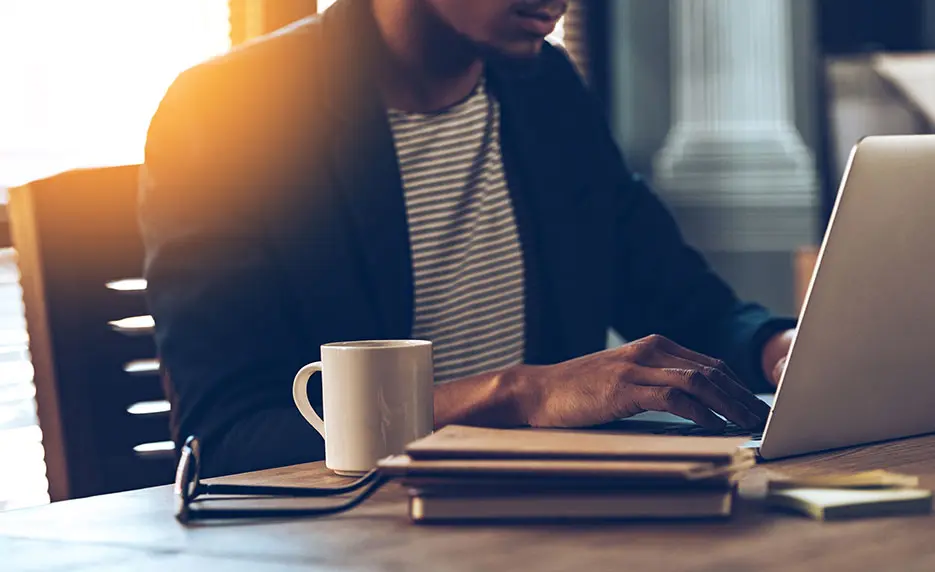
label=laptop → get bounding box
[614,135,935,460]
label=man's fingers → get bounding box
[631,385,726,430]
[630,364,762,429]
[636,336,770,422]
[772,356,789,387]
[664,351,770,423]
[640,334,744,382]
[649,335,744,382]
[707,367,772,422]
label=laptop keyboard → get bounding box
[647,422,763,440]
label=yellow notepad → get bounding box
[768,470,920,490]
[767,487,933,520]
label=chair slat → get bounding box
[123,358,160,375]
[126,400,170,416]
[108,315,155,335]
[105,278,147,293]
[133,440,175,459]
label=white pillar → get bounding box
[653,0,817,251]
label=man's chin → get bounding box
[479,38,546,73]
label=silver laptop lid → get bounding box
[760,135,935,459]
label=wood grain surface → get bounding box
[4,434,935,571]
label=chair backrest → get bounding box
[9,165,171,501]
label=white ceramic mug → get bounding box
[292,340,434,476]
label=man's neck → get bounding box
[372,0,485,113]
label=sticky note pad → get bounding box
[768,487,933,520]
[768,470,920,490]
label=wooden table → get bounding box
[4,435,935,572]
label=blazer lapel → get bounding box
[489,65,559,364]
[319,0,414,339]
[490,58,601,364]
[315,1,597,354]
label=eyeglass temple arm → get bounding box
[198,469,380,498]
[178,474,391,524]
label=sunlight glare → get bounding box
[0,1,231,187]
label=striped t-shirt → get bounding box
[388,79,526,384]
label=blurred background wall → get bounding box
[607,0,819,317]
[607,0,935,317]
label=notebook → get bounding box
[408,489,734,523]
[379,455,746,494]
[378,455,750,481]
[395,425,750,523]
[405,425,753,464]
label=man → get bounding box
[140,0,796,477]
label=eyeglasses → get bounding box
[174,436,389,524]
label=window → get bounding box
[0,1,231,189]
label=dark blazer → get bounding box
[139,0,795,477]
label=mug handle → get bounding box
[292,361,325,439]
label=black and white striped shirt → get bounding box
[388,78,526,384]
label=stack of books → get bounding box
[377,425,755,523]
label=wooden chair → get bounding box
[9,166,170,501]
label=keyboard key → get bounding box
[650,423,762,439]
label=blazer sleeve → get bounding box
[608,170,796,393]
[139,65,324,478]
[546,49,796,392]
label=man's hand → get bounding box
[761,329,795,387]
[509,334,770,431]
